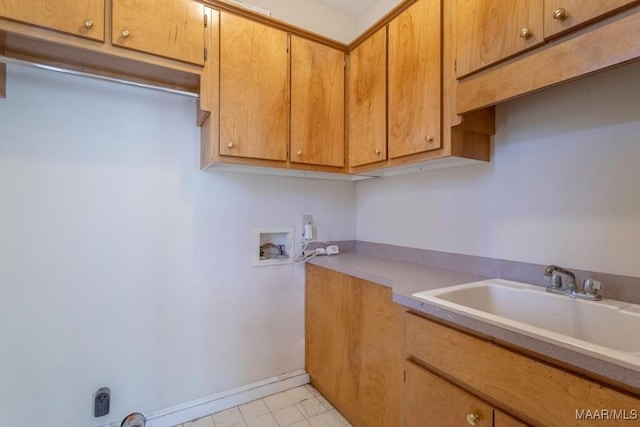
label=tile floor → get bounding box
[175,384,352,427]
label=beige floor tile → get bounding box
[284,386,314,403]
[288,420,311,427]
[245,412,279,427]
[304,385,320,397]
[328,410,349,427]
[212,407,245,427]
[295,397,326,418]
[315,395,333,410]
[239,399,270,420]
[263,392,294,412]
[272,404,305,426]
[305,415,329,427]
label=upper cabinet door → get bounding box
[219,13,288,162]
[349,27,387,167]
[455,0,544,77]
[0,0,105,41]
[543,0,640,38]
[388,0,441,159]
[112,0,205,65]
[290,36,345,167]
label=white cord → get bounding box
[293,239,332,264]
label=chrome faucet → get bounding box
[544,265,602,300]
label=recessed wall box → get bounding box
[253,227,294,267]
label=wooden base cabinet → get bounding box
[404,360,494,427]
[405,312,640,426]
[305,264,403,427]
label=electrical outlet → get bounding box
[302,214,313,241]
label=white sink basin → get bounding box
[413,279,640,370]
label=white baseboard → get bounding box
[101,370,310,427]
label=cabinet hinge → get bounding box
[204,14,208,28]
[403,370,406,383]
[454,59,457,73]
[204,47,208,61]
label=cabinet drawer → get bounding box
[405,312,640,426]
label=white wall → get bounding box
[355,0,403,34]
[357,60,640,278]
[227,0,358,42]
[0,65,356,427]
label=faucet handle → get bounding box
[583,279,601,296]
[548,272,563,288]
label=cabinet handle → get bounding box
[121,29,130,39]
[553,7,568,21]
[296,151,303,156]
[519,27,532,39]
[84,19,94,29]
[466,413,480,426]
[227,142,234,149]
[425,135,434,143]
[375,148,381,155]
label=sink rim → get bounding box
[412,279,640,372]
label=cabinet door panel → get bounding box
[404,360,493,427]
[112,0,204,65]
[0,0,104,41]
[219,13,288,161]
[306,265,402,427]
[544,0,640,38]
[388,0,441,159]
[291,36,345,167]
[495,410,529,427]
[349,27,387,167]
[456,0,544,77]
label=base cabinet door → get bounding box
[0,0,105,41]
[306,264,402,427]
[403,360,493,427]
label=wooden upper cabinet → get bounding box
[0,0,105,41]
[349,27,387,167]
[219,13,288,162]
[455,0,544,78]
[290,36,345,167]
[403,360,494,427]
[543,0,640,38]
[388,0,441,159]
[112,0,205,65]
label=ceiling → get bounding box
[312,0,379,18]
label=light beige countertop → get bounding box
[309,252,640,393]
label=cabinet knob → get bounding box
[425,135,434,143]
[375,148,381,155]
[466,413,480,426]
[121,29,130,39]
[553,7,568,20]
[84,19,94,29]
[296,151,303,156]
[227,142,234,149]
[519,27,532,39]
